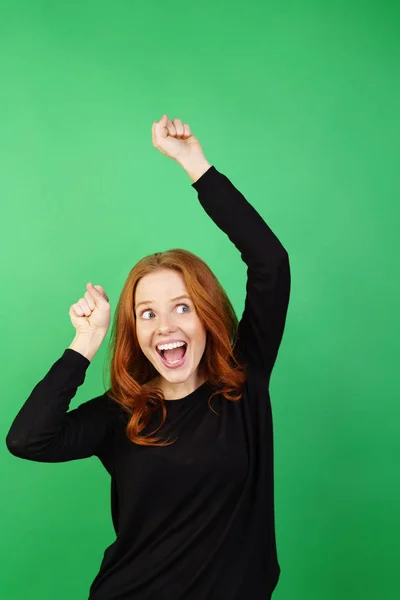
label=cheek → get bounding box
[190,319,207,345]
[135,328,155,366]
[135,325,151,351]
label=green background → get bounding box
[1,1,399,599]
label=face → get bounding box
[134,269,207,395]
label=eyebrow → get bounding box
[135,294,191,311]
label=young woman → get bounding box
[6,115,291,600]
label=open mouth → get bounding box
[156,343,188,368]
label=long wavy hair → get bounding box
[102,248,247,447]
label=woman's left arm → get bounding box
[151,115,291,377]
[186,158,291,378]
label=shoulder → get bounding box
[102,391,131,426]
[241,360,271,393]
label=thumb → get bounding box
[159,114,169,138]
[87,282,109,304]
[152,114,168,145]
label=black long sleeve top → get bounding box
[6,165,291,600]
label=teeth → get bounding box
[157,341,186,351]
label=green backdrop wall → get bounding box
[1,1,399,599]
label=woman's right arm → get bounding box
[5,339,114,463]
[5,282,115,462]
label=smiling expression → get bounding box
[134,269,207,395]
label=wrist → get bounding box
[69,331,106,362]
[177,155,212,183]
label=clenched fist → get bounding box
[152,114,206,164]
[69,282,110,336]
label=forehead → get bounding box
[135,269,188,301]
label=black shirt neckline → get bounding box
[163,379,212,404]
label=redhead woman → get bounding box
[6,115,291,600]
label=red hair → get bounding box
[102,249,247,447]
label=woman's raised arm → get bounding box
[6,284,114,462]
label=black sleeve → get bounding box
[5,349,115,462]
[192,166,291,377]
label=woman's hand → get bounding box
[69,282,110,336]
[152,114,206,164]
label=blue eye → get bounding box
[141,303,189,320]
[142,310,155,320]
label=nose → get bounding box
[156,313,178,335]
